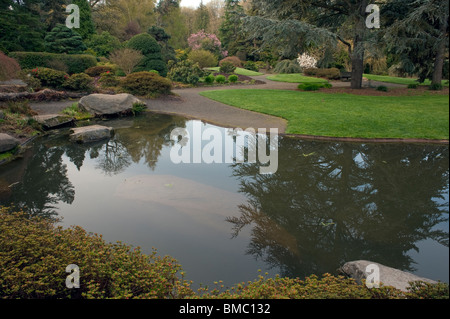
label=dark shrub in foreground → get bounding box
[121,71,172,97]
[0,208,193,299]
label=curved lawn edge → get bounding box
[281,133,449,145]
[200,89,449,143]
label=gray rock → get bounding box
[33,114,74,129]
[340,260,438,292]
[0,133,20,153]
[78,93,146,116]
[70,125,114,144]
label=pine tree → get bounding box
[44,24,87,54]
[195,0,210,32]
[219,0,244,51]
[72,0,96,40]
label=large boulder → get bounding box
[339,260,438,292]
[78,93,146,117]
[0,133,20,153]
[70,125,114,144]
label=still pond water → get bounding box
[1,113,448,288]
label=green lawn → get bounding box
[205,67,264,76]
[363,74,450,86]
[200,89,449,140]
[266,74,329,83]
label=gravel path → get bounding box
[28,74,407,134]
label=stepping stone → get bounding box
[79,93,146,116]
[33,114,74,129]
[69,125,114,144]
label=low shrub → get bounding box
[0,208,193,299]
[132,102,148,116]
[298,82,332,91]
[62,73,94,92]
[30,67,68,89]
[134,57,168,77]
[429,83,443,91]
[376,85,388,92]
[98,72,120,88]
[228,74,238,83]
[219,62,236,74]
[274,59,302,74]
[215,75,226,83]
[167,59,206,85]
[85,66,115,77]
[9,52,97,74]
[407,83,419,89]
[203,73,215,84]
[219,56,242,68]
[121,71,172,97]
[0,52,21,81]
[18,71,42,91]
[243,61,259,72]
[188,50,218,69]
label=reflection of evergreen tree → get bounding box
[7,144,75,219]
[229,138,449,279]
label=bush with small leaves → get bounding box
[62,73,94,92]
[85,66,115,77]
[167,59,206,85]
[204,74,215,84]
[215,75,226,83]
[228,75,238,83]
[30,67,68,89]
[429,83,443,91]
[376,85,388,92]
[219,62,236,74]
[121,71,172,97]
[188,50,218,69]
[219,56,242,68]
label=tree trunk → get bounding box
[432,6,448,86]
[351,0,369,89]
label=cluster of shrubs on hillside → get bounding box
[0,207,448,300]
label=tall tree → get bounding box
[219,0,244,52]
[72,0,96,40]
[383,0,449,86]
[244,0,382,89]
[195,0,210,32]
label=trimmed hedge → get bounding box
[8,52,97,75]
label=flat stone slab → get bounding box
[79,93,146,116]
[0,133,20,153]
[70,125,114,144]
[33,114,74,129]
[340,260,438,292]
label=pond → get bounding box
[0,112,448,288]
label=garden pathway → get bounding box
[29,74,406,133]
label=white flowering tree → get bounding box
[297,53,318,69]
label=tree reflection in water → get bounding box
[228,138,449,279]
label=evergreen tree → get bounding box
[383,0,449,86]
[72,0,96,40]
[195,0,210,32]
[148,26,176,62]
[44,24,87,54]
[127,33,168,76]
[219,0,244,52]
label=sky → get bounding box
[180,0,212,8]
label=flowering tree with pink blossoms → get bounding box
[188,30,228,59]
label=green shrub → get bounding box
[85,66,115,77]
[134,57,168,77]
[188,49,218,69]
[219,56,242,68]
[167,59,206,85]
[0,208,193,299]
[30,67,68,89]
[18,70,42,91]
[298,82,332,91]
[274,59,302,74]
[9,52,97,74]
[228,74,238,83]
[203,73,215,84]
[98,72,119,88]
[407,83,419,89]
[215,75,226,83]
[303,68,318,76]
[376,85,388,92]
[429,83,443,91]
[243,61,259,72]
[62,73,94,92]
[127,33,160,56]
[44,24,86,54]
[121,71,172,97]
[219,62,236,74]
